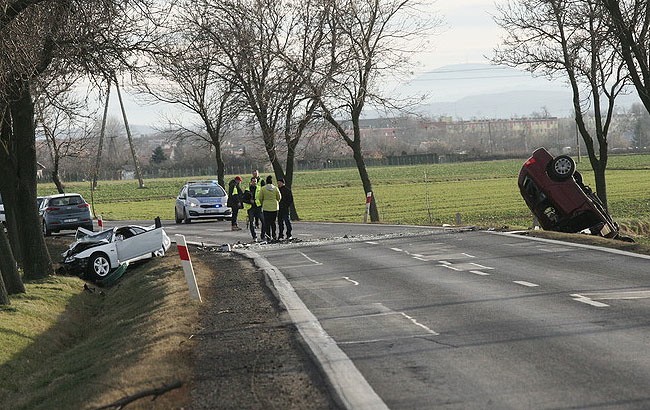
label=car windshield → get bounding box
[188,185,225,197]
[49,196,84,206]
[78,228,114,243]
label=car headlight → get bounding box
[188,200,200,208]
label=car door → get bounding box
[116,228,165,263]
[176,187,187,214]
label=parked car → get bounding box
[518,147,623,239]
[41,193,94,236]
[174,180,231,223]
[61,224,171,280]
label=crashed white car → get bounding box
[61,224,171,280]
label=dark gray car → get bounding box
[41,193,93,236]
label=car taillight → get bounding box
[524,157,537,167]
[46,207,60,212]
[77,203,89,208]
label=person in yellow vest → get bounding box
[258,175,281,242]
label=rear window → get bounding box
[49,196,85,207]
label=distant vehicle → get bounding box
[40,193,94,236]
[174,180,231,223]
[61,224,171,280]
[518,147,626,240]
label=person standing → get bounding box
[227,176,244,231]
[243,177,263,241]
[258,175,281,242]
[251,170,263,227]
[277,178,293,240]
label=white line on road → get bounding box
[343,276,360,286]
[413,257,427,261]
[299,252,322,265]
[462,253,476,258]
[390,247,403,252]
[470,270,491,276]
[400,312,439,335]
[570,294,610,307]
[513,280,539,287]
[470,262,494,270]
[365,241,379,245]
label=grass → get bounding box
[0,247,196,409]
[37,153,650,242]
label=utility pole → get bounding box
[114,79,145,189]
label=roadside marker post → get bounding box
[97,215,104,231]
[176,234,202,302]
[364,191,372,223]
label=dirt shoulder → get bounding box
[189,247,339,409]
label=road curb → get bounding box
[235,248,389,410]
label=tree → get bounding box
[138,7,241,188]
[493,0,629,209]
[0,0,164,280]
[35,75,94,194]
[600,0,650,114]
[151,146,168,165]
[300,0,433,222]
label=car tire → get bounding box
[549,155,576,180]
[42,220,52,237]
[183,209,191,224]
[175,209,182,224]
[88,252,111,280]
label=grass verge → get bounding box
[0,243,196,410]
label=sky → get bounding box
[110,0,510,127]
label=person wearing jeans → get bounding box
[277,178,293,240]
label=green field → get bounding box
[38,154,650,237]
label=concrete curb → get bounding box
[236,248,389,410]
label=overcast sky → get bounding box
[113,0,508,126]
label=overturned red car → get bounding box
[518,147,622,239]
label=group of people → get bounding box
[227,170,294,243]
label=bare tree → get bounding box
[300,0,433,222]
[35,75,94,193]
[0,0,165,281]
[138,8,242,188]
[493,0,629,209]
[600,0,650,114]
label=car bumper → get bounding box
[187,208,232,218]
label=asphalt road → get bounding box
[110,220,650,409]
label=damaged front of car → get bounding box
[60,228,117,277]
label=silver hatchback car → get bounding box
[41,193,94,236]
[174,180,231,223]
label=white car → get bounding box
[174,180,231,223]
[61,224,171,280]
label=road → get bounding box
[113,220,650,409]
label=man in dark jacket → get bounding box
[227,176,243,230]
[277,178,293,240]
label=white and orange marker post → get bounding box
[97,215,104,231]
[364,191,372,223]
[175,234,202,302]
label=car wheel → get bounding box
[42,220,52,237]
[549,155,575,180]
[183,209,191,224]
[175,208,182,224]
[88,252,111,280]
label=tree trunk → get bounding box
[351,146,379,222]
[0,225,23,295]
[11,80,53,280]
[51,162,65,194]
[0,274,9,306]
[593,163,608,212]
[285,139,300,221]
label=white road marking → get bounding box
[462,253,476,258]
[413,257,427,261]
[470,262,494,270]
[390,247,403,252]
[571,294,610,308]
[365,241,379,245]
[343,276,360,286]
[400,312,439,335]
[470,270,490,276]
[439,264,461,271]
[299,252,322,265]
[411,253,424,258]
[514,281,539,287]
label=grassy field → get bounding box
[37,153,650,237]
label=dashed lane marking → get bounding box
[571,294,610,308]
[343,276,360,286]
[470,270,491,276]
[514,280,539,287]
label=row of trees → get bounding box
[0,0,433,305]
